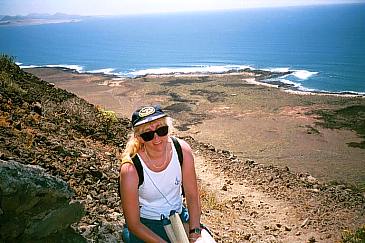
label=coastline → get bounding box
[25,66,365,97]
[25,66,365,190]
[0,19,81,26]
[244,77,365,98]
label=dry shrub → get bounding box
[199,183,226,211]
[0,71,26,95]
[0,112,11,127]
[342,225,365,243]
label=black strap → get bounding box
[171,136,183,167]
[171,136,185,196]
[132,155,144,187]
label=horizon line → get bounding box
[1,1,364,17]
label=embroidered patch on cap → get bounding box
[138,106,155,118]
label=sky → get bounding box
[1,0,364,16]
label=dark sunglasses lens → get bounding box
[140,126,169,142]
[140,131,155,141]
[156,126,169,136]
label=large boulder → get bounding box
[0,160,86,242]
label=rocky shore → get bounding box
[1,56,365,242]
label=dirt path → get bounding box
[188,137,365,242]
[194,151,319,242]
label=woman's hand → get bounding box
[189,232,201,242]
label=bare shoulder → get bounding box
[119,161,139,199]
[120,162,138,178]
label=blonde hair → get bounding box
[120,117,173,165]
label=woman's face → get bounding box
[137,119,169,152]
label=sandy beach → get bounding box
[26,67,365,189]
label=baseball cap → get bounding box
[131,105,167,127]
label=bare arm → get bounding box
[119,163,167,243]
[179,139,201,232]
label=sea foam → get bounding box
[45,64,84,73]
[88,68,116,75]
[264,67,290,73]
[265,67,318,80]
[292,70,318,80]
[127,65,252,76]
[19,64,84,73]
[19,64,41,69]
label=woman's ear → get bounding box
[135,134,144,145]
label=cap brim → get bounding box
[133,114,166,127]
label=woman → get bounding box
[119,105,202,242]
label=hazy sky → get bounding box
[1,0,364,16]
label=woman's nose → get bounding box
[153,132,160,141]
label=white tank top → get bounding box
[138,139,183,220]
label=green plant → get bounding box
[327,180,365,194]
[341,225,365,243]
[1,71,26,95]
[305,125,320,134]
[0,54,16,71]
[312,105,365,149]
[97,108,118,138]
[0,54,27,96]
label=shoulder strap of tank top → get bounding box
[171,136,183,166]
[171,136,185,196]
[132,155,144,187]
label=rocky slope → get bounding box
[0,160,86,242]
[0,56,128,241]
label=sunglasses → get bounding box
[139,126,169,142]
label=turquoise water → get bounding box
[1,3,364,93]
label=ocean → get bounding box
[0,3,364,94]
